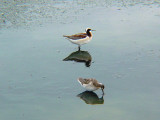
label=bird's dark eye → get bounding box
[87,29,91,32]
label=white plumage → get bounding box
[78,80,99,91]
[77,78,105,94]
[63,28,95,50]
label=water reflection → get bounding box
[77,91,104,105]
[63,50,92,67]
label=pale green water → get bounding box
[0,0,160,120]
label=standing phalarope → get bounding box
[77,78,105,94]
[63,28,95,50]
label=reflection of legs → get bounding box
[78,45,81,51]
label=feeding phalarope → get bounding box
[77,78,105,94]
[63,28,95,50]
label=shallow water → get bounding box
[0,0,160,120]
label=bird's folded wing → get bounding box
[78,78,91,84]
[63,33,87,40]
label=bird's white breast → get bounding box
[82,83,99,91]
[69,36,92,45]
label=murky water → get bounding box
[0,0,160,120]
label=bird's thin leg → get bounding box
[78,45,81,51]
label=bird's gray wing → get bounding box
[63,33,87,40]
[78,78,91,85]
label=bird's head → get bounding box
[85,28,96,32]
[101,84,105,90]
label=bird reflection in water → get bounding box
[63,50,92,67]
[77,91,104,105]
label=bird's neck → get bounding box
[87,31,92,37]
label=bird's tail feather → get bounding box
[77,78,84,85]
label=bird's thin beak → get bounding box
[91,30,96,31]
[101,88,104,95]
